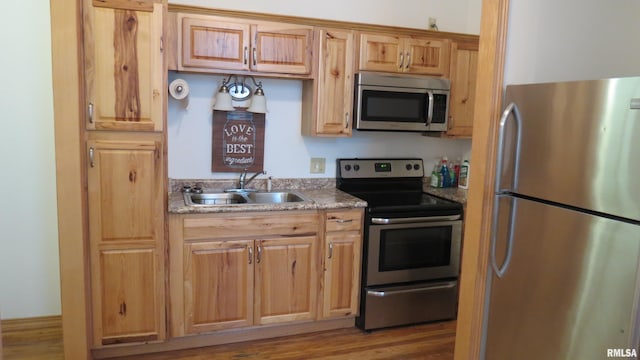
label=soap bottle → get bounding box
[430,161,441,188]
[440,157,451,187]
[448,161,456,188]
[453,157,461,187]
[458,159,470,189]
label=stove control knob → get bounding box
[406,163,412,170]
[344,164,352,171]
[353,164,360,171]
[414,164,421,171]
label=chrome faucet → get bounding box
[238,169,266,190]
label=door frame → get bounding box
[453,0,510,358]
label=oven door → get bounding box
[366,216,462,286]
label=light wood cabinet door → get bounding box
[358,33,402,73]
[87,139,163,245]
[403,37,450,76]
[184,240,254,333]
[87,138,165,346]
[251,23,312,74]
[84,2,163,131]
[255,236,318,325]
[321,209,363,319]
[302,28,355,136]
[358,33,449,76]
[446,41,478,138]
[180,15,251,71]
[322,232,362,318]
[179,14,312,75]
[97,246,160,345]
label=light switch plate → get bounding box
[310,157,326,174]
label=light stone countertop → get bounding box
[168,178,367,214]
[423,184,468,205]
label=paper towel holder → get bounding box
[169,78,190,100]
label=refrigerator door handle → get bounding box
[495,102,523,193]
[490,194,518,278]
[490,102,522,279]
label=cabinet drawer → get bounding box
[325,209,363,232]
[182,212,320,240]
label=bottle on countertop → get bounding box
[453,157,461,187]
[430,161,441,188]
[458,159,470,189]
[440,156,451,187]
[448,161,456,188]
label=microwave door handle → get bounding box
[425,91,434,127]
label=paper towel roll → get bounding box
[169,78,189,100]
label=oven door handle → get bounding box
[371,215,461,224]
[367,281,457,297]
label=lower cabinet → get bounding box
[321,209,364,318]
[182,235,318,334]
[183,240,254,333]
[87,135,165,346]
[170,208,363,339]
[170,211,321,336]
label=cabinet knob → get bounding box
[345,112,349,129]
[399,52,404,69]
[328,242,333,259]
[248,246,253,264]
[243,46,248,65]
[405,51,411,69]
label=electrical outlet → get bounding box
[310,157,326,174]
[428,17,438,30]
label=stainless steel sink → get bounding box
[247,192,306,204]
[184,192,248,206]
[183,191,309,206]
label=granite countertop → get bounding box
[423,185,468,205]
[168,178,367,214]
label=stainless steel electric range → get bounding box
[336,158,463,331]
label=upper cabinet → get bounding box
[301,28,355,136]
[358,33,450,76]
[446,40,479,138]
[84,1,164,131]
[178,14,313,76]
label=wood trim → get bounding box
[92,317,354,359]
[92,0,157,12]
[50,0,92,358]
[453,0,510,358]
[167,4,479,44]
[0,316,62,344]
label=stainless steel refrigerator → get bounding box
[482,77,640,359]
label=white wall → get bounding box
[0,1,61,319]
[504,1,640,84]
[168,73,471,179]
[170,0,481,34]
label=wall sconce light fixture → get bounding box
[213,75,267,113]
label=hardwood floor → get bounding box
[3,319,455,360]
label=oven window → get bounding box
[362,90,427,123]
[379,226,452,271]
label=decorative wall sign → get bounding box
[212,110,265,173]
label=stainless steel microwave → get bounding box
[354,72,450,132]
